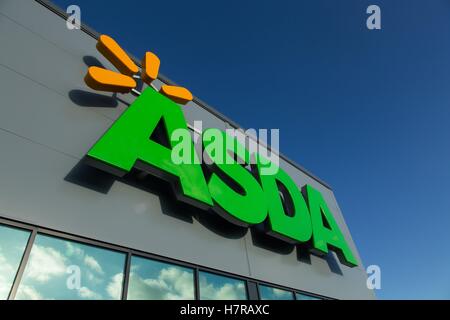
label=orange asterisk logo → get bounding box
[84,35,193,104]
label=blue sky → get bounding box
[53,0,450,299]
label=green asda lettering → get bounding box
[86,88,358,267]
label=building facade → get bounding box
[0,0,375,300]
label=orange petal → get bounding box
[84,66,136,93]
[141,52,160,85]
[159,85,193,104]
[96,35,139,76]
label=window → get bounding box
[127,256,195,300]
[15,234,126,300]
[296,292,323,300]
[0,224,31,299]
[0,219,333,301]
[199,271,247,300]
[259,284,294,300]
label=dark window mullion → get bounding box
[121,251,132,300]
[247,281,260,300]
[194,267,200,300]
[7,228,37,300]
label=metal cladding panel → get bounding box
[0,0,375,299]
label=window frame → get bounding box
[258,283,295,300]
[198,269,249,300]
[0,223,34,300]
[0,217,331,301]
[13,231,128,300]
[127,253,197,300]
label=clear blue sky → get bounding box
[53,0,450,299]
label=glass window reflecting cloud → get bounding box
[296,292,322,300]
[127,256,194,300]
[15,234,126,300]
[0,224,31,300]
[259,285,294,300]
[199,271,247,300]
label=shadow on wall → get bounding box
[64,161,247,237]
[69,90,118,108]
[64,159,344,276]
[64,55,344,275]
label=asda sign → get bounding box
[85,88,358,267]
[83,34,357,267]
